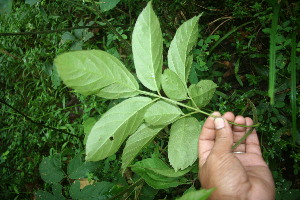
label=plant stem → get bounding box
[138,90,259,128]
[178,111,200,120]
[138,90,210,116]
[231,127,255,150]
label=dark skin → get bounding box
[198,112,275,200]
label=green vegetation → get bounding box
[1,0,299,199]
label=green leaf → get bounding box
[70,180,114,200]
[69,181,81,199]
[54,50,139,99]
[132,1,163,91]
[36,191,56,200]
[139,184,158,200]
[61,32,75,43]
[121,124,163,172]
[176,188,214,200]
[52,183,65,200]
[67,154,98,179]
[161,69,188,101]
[168,117,202,171]
[83,118,97,145]
[131,155,188,189]
[25,0,40,6]
[144,165,192,178]
[0,0,12,14]
[168,15,200,83]
[188,80,217,108]
[39,154,64,184]
[144,100,183,126]
[185,55,194,81]
[99,0,120,12]
[86,97,153,161]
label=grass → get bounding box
[268,2,280,105]
[290,32,297,143]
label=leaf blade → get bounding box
[168,15,200,83]
[131,155,188,189]
[85,97,153,161]
[121,124,163,172]
[188,80,217,108]
[168,117,202,171]
[144,100,183,126]
[54,50,139,99]
[39,154,65,184]
[176,188,214,200]
[132,1,163,91]
[67,154,98,179]
[161,69,188,101]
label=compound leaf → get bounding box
[121,124,163,172]
[132,1,163,91]
[188,80,217,108]
[39,154,64,184]
[168,117,202,171]
[67,154,98,179]
[86,97,153,161]
[168,15,200,83]
[144,100,183,126]
[131,155,188,189]
[54,50,139,99]
[161,69,188,101]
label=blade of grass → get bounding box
[232,99,258,150]
[234,57,243,86]
[268,2,280,105]
[290,31,297,143]
[209,21,254,53]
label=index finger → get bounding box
[198,112,221,167]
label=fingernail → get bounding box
[214,118,225,129]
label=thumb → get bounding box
[212,117,233,154]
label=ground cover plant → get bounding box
[0,0,299,199]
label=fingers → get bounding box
[232,116,247,152]
[199,112,235,167]
[211,117,233,154]
[231,116,262,155]
[223,112,235,125]
[244,117,262,155]
[199,112,221,167]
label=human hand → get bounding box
[198,112,275,200]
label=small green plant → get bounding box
[37,153,122,200]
